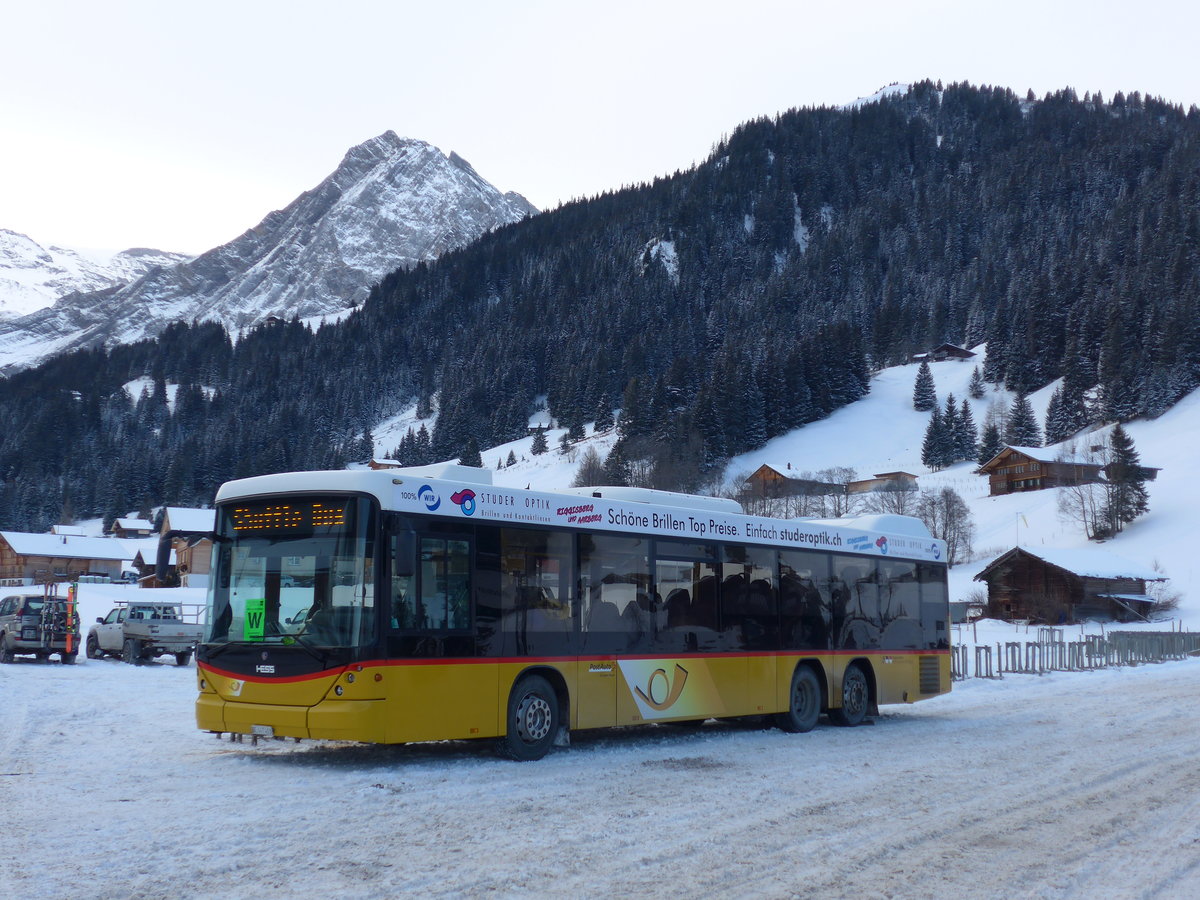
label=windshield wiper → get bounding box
[282,630,331,665]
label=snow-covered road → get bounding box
[2,653,1198,899]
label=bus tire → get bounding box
[829,663,869,727]
[776,664,822,733]
[500,674,559,761]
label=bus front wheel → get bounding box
[776,665,822,733]
[829,663,870,727]
[500,675,559,761]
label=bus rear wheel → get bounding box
[829,663,869,727]
[776,665,822,733]
[500,675,559,761]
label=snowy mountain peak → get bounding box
[0,134,538,372]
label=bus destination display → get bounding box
[229,499,348,534]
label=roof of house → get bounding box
[114,517,154,531]
[975,546,1165,583]
[161,507,215,533]
[977,445,1102,470]
[0,531,131,562]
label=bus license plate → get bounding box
[251,724,274,737]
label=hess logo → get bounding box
[635,664,689,711]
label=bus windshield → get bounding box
[205,495,376,649]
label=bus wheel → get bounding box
[500,675,559,761]
[830,663,869,727]
[776,665,821,733]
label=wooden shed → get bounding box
[974,546,1164,623]
[846,471,919,494]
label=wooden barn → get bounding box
[743,464,846,499]
[974,547,1165,623]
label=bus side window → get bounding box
[418,538,471,631]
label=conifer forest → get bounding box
[2,82,1199,530]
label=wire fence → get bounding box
[950,628,1200,680]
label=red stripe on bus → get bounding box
[198,648,947,685]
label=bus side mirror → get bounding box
[392,532,415,578]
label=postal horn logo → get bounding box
[417,484,441,511]
[634,664,689,711]
[450,488,477,516]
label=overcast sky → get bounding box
[3,0,1198,256]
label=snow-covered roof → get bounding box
[976,444,1102,470]
[114,517,153,531]
[161,507,215,533]
[751,463,829,481]
[1008,446,1097,465]
[978,546,1164,582]
[0,531,130,562]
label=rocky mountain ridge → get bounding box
[0,132,537,372]
[0,229,189,321]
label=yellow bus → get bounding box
[196,464,950,760]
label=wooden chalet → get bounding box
[975,547,1164,623]
[157,507,216,588]
[743,464,846,499]
[910,344,976,363]
[846,471,919,494]
[976,446,1103,496]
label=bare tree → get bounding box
[1055,439,1105,540]
[571,446,607,487]
[915,487,975,566]
[1147,560,1181,618]
[861,479,919,516]
[816,466,858,518]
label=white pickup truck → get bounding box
[86,600,205,666]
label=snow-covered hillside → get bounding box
[0,133,537,372]
[0,228,189,320]
[719,349,1197,625]
[451,348,1196,627]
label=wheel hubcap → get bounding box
[845,673,867,715]
[516,693,552,743]
[793,680,815,716]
